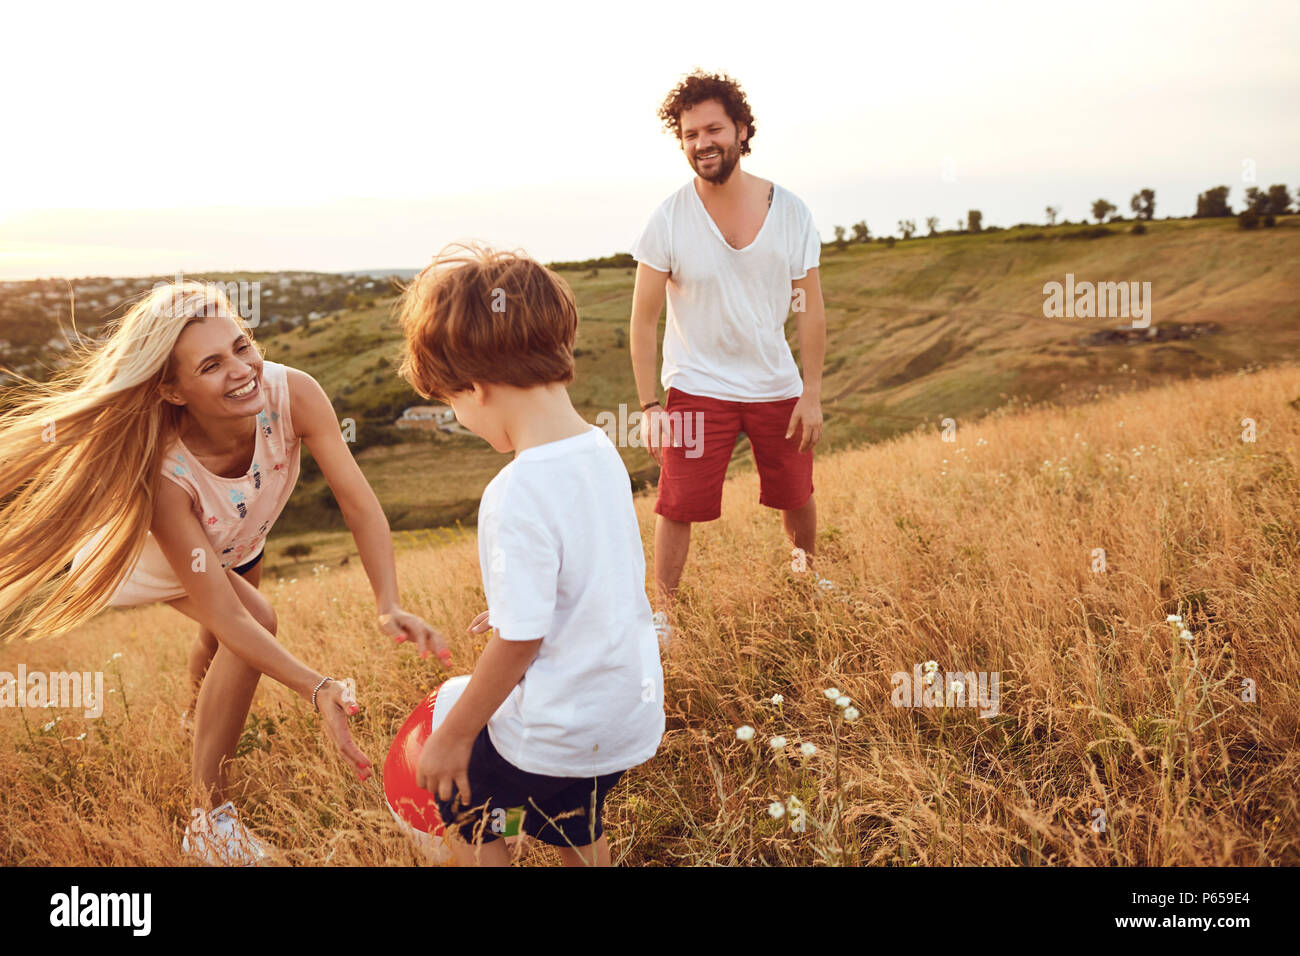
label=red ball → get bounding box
[384,675,470,860]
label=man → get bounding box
[628,69,827,608]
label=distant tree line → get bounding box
[824,182,1298,249]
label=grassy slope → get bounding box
[259,216,1300,569]
[5,363,1297,865]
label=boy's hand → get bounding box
[467,610,492,635]
[415,727,474,805]
[380,607,452,665]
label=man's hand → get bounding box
[415,726,475,806]
[379,607,452,665]
[315,679,372,781]
[785,393,823,453]
[639,406,674,466]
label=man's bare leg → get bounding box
[654,515,692,603]
[782,494,817,567]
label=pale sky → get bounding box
[2,0,1296,279]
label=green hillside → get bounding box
[252,216,1300,570]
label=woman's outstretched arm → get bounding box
[151,479,371,774]
[285,366,450,662]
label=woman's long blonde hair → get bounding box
[0,280,259,641]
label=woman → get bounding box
[0,280,449,865]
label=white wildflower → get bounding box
[735,725,755,742]
[770,736,788,750]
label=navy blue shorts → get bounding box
[231,550,264,576]
[433,724,626,849]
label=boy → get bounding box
[396,241,665,867]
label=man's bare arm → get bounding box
[630,262,668,407]
[630,262,672,463]
[792,267,826,398]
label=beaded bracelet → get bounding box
[311,676,332,712]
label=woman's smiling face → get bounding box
[162,313,265,419]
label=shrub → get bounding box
[1238,209,1260,230]
[1264,214,1276,228]
[284,543,312,559]
[1131,222,1147,235]
[1063,226,1115,240]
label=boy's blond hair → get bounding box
[396,241,578,401]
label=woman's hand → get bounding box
[415,726,474,805]
[467,610,492,635]
[379,607,452,665]
[314,678,372,781]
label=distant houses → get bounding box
[395,405,461,432]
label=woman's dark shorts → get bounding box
[231,550,264,576]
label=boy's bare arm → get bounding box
[438,633,543,741]
[416,632,542,801]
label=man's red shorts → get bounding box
[653,387,814,523]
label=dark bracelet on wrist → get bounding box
[641,399,661,412]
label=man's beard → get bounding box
[694,140,741,183]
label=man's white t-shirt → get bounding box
[629,179,822,403]
[478,424,665,778]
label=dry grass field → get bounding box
[2,362,1297,865]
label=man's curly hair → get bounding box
[657,69,756,156]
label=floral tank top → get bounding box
[71,360,301,606]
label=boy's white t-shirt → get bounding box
[479,424,665,778]
[629,179,822,403]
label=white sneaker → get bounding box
[182,801,272,866]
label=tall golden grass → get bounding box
[2,365,1297,865]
